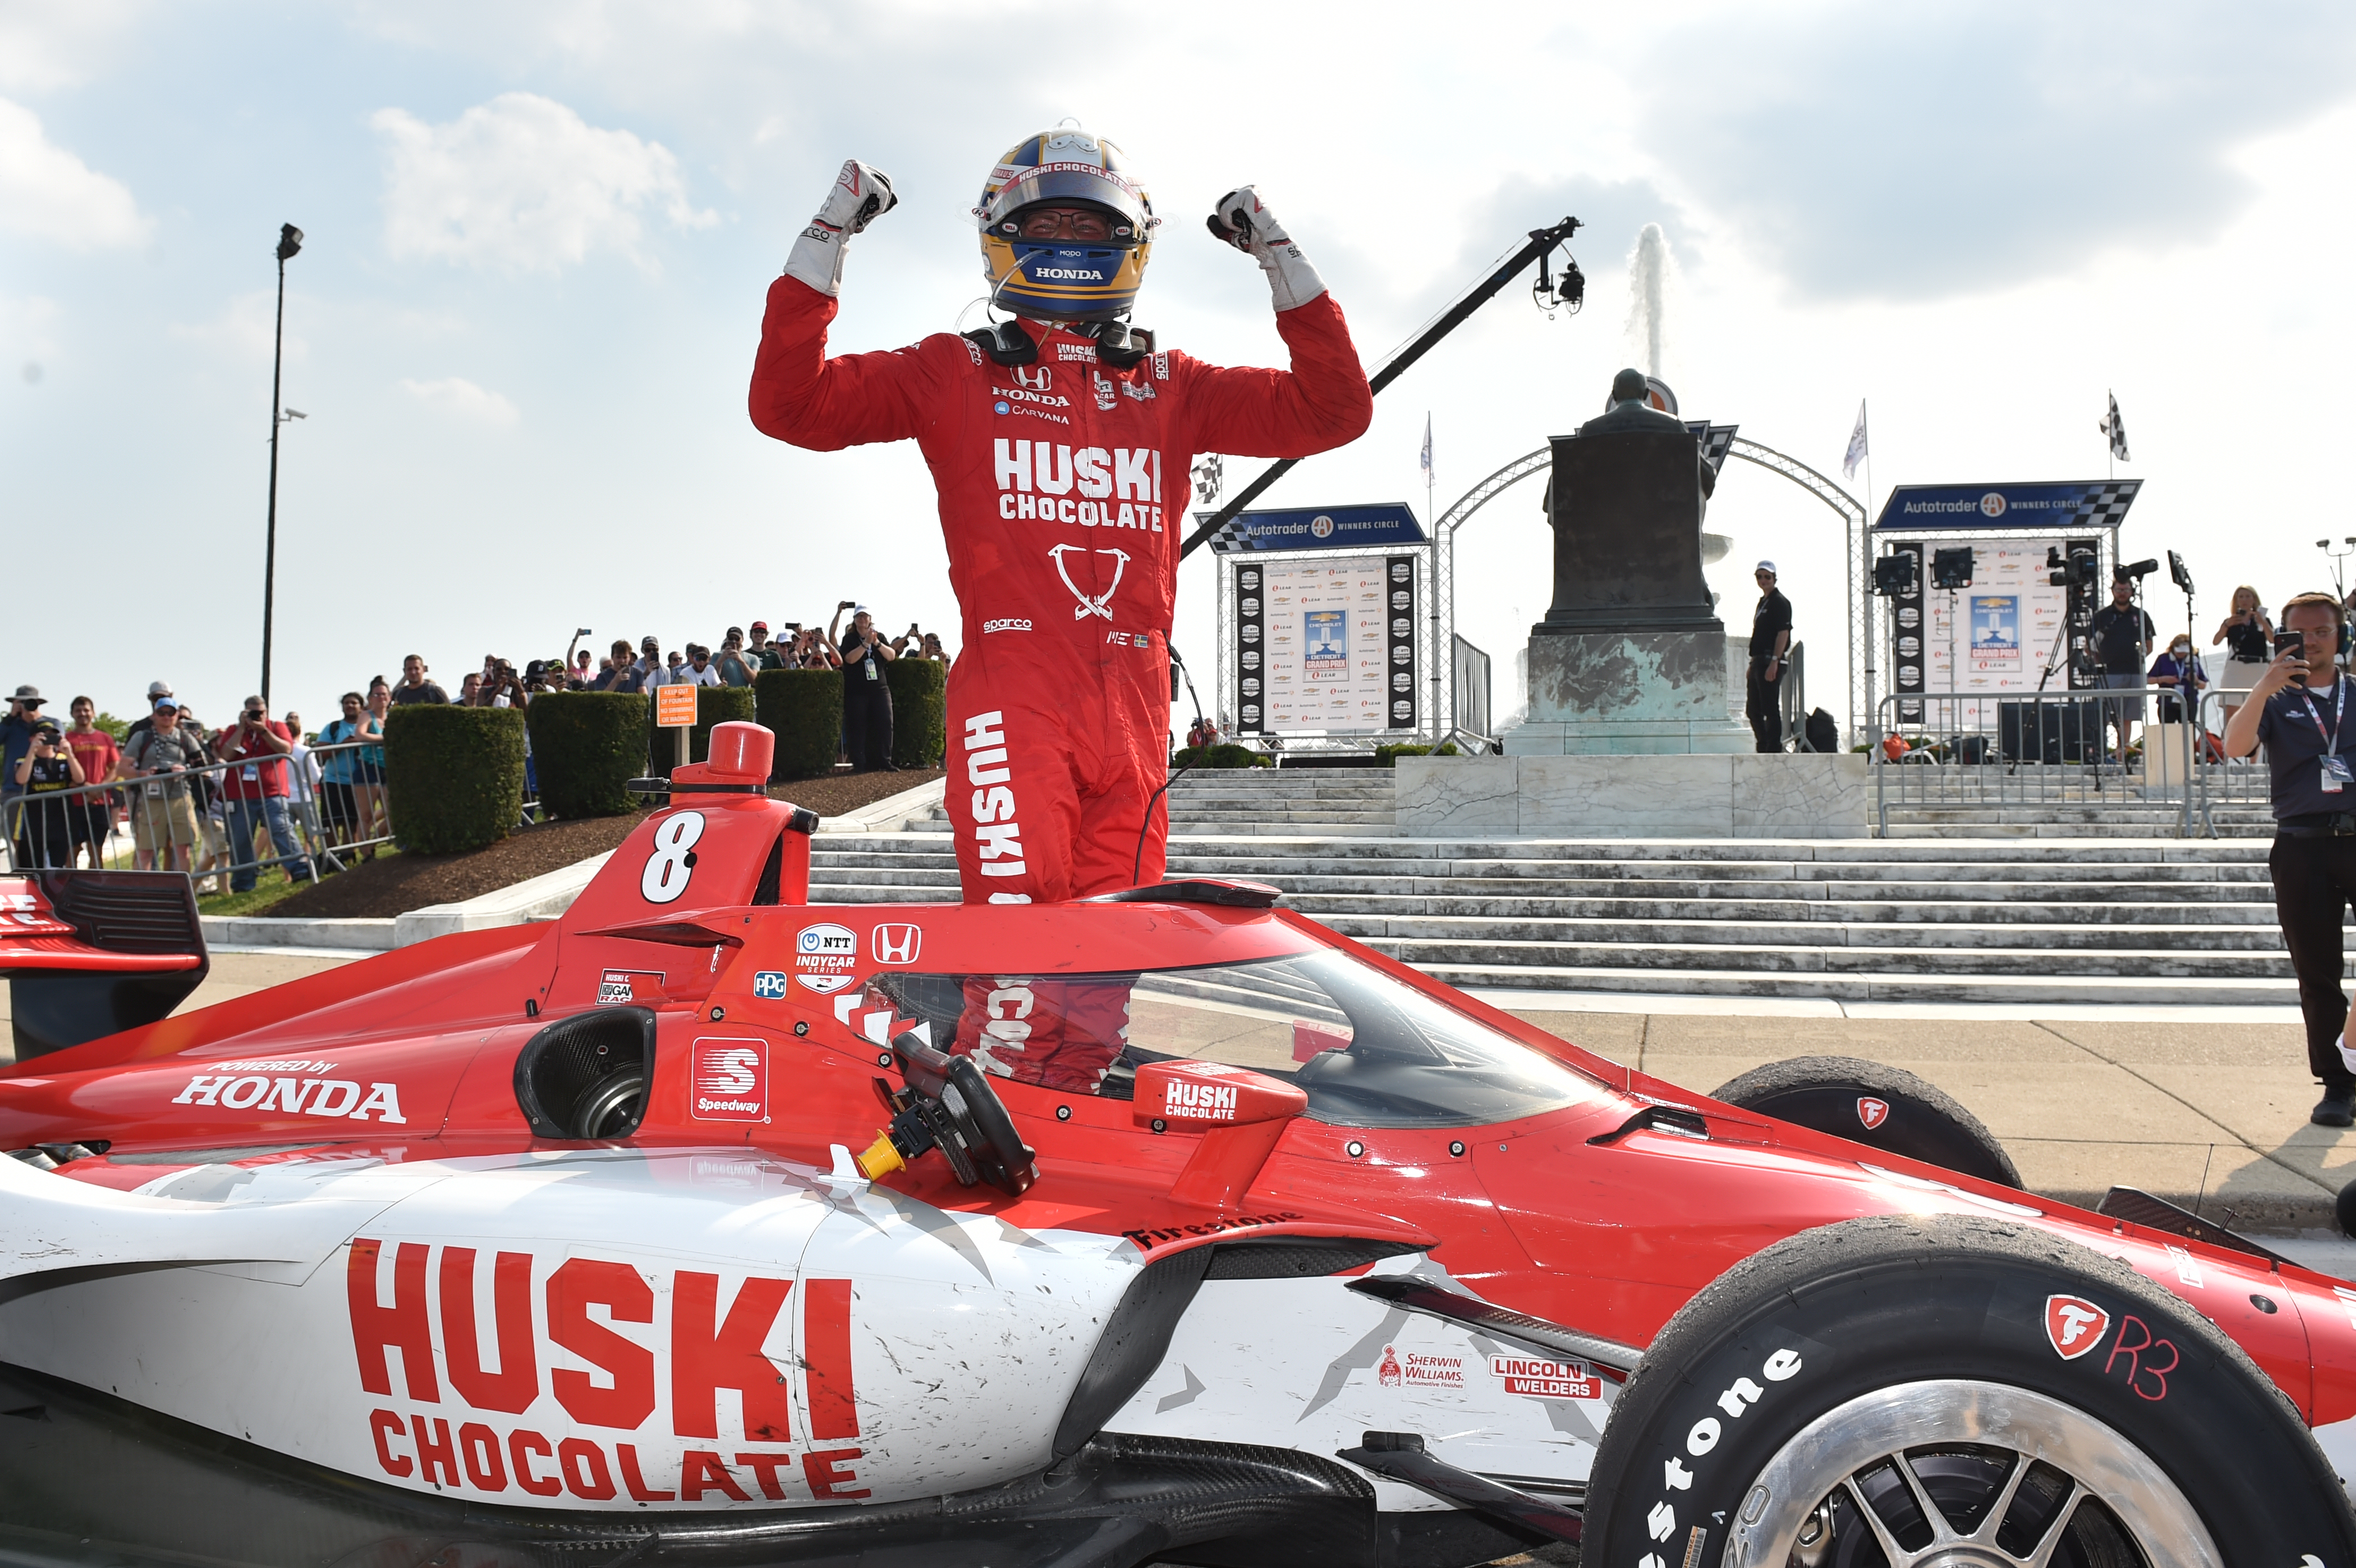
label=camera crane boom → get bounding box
[1177,216,1587,560]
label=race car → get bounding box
[1,722,2351,1567]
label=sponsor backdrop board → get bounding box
[1872,479,2142,533]
[1234,554,1418,736]
[1886,537,2097,725]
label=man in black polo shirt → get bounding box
[1747,562,1792,753]
[2089,575,2155,763]
[2225,590,2356,1125]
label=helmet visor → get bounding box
[982,164,1149,242]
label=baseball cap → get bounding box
[640,636,660,652]
[146,680,173,698]
[10,685,42,706]
[749,620,769,632]
[152,696,181,711]
[1755,560,1777,575]
[852,604,872,617]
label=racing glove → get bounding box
[1207,185,1327,313]
[782,159,898,298]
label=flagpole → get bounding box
[2107,389,2113,482]
[1861,400,1875,745]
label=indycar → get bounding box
[1,723,2352,1567]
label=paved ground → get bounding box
[9,951,2354,1237]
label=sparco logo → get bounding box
[983,618,1032,633]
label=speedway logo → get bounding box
[993,439,1167,533]
[793,924,860,994]
[173,1073,406,1122]
[983,618,1031,634]
[1491,1355,1599,1400]
[690,1038,766,1121]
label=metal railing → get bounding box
[1,738,400,886]
[1869,687,2210,837]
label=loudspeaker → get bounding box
[1999,700,2099,763]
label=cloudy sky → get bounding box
[7,1,2355,737]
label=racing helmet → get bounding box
[975,125,1157,322]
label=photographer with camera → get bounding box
[9,716,84,870]
[122,697,203,873]
[2212,586,2273,736]
[2090,573,2157,762]
[2224,590,2356,1125]
[831,602,897,773]
[213,696,312,893]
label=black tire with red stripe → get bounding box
[1585,1214,2355,1568]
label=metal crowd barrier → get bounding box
[2,738,396,886]
[1868,686,2208,838]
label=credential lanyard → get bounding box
[2299,674,2347,755]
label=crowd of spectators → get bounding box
[1,613,958,883]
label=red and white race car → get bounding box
[2,724,2351,1567]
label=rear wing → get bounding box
[1,871,207,1061]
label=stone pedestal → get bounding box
[1395,754,1869,838]
[1506,628,1754,754]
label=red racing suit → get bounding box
[748,275,1372,906]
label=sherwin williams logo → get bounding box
[690,1039,766,1121]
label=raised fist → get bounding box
[1205,185,1325,312]
[784,159,897,297]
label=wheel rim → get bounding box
[1721,1379,2220,1568]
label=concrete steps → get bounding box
[806,767,2304,1005]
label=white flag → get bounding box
[1842,401,1869,479]
[2099,392,2130,462]
[1420,413,1433,481]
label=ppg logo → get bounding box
[872,924,923,964]
[752,970,788,999]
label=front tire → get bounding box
[1585,1214,2353,1568]
[1710,1055,2022,1189]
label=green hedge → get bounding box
[383,704,525,855]
[1373,742,1460,768]
[885,657,948,770]
[690,685,759,764]
[1171,742,1270,769]
[754,669,843,781]
[528,691,649,817]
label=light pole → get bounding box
[2318,536,2356,600]
[261,222,304,706]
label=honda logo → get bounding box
[872,924,923,964]
[1013,365,1052,392]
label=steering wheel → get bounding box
[867,1033,1038,1198]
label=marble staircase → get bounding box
[814,768,2298,1006]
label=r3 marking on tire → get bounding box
[641,811,706,904]
[2104,1312,2177,1401]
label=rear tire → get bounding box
[1711,1054,2022,1188]
[1585,1214,2354,1568]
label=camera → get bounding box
[2116,558,2159,581]
[2047,546,2099,589]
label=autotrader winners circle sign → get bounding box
[1234,555,1417,736]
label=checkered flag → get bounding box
[2098,392,2130,462]
[1200,512,1254,555]
[1686,421,1739,475]
[1191,454,1224,504]
[2069,480,2142,528]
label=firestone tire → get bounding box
[1710,1054,2023,1188]
[1585,1214,2356,1568]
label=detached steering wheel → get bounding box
[866,1033,1038,1198]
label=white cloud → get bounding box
[0,96,151,249]
[399,376,519,427]
[0,1,142,93]
[170,291,302,366]
[372,92,715,274]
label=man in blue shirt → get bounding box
[2225,590,2356,1125]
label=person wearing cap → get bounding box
[829,604,898,772]
[122,697,205,873]
[686,644,725,688]
[9,712,84,870]
[1,686,44,841]
[122,681,174,749]
[214,695,311,893]
[715,632,755,688]
[1747,562,1794,753]
[745,622,786,673]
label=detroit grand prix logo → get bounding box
[2045,1294,2111,1359]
